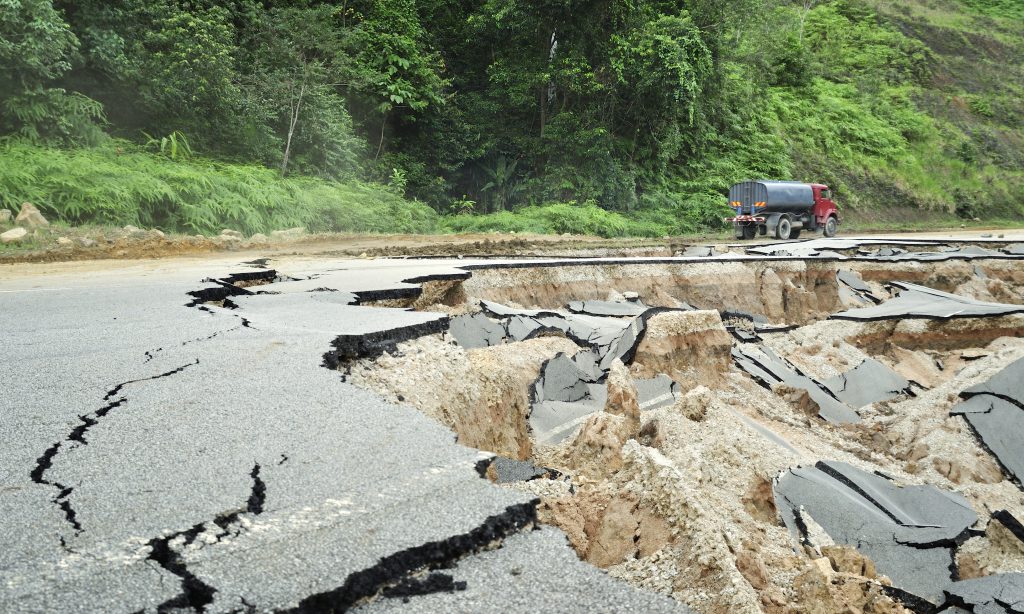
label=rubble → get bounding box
[333,245,1024,613]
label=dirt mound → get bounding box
[348,334,579,459]
[630,310,733,389]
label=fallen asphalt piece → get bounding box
[635,374,681,411]
[822,358,912,408]
[774,461,978,606]
[566,299,650,317]
[484,456,553,484]
[530,397,605,446]
[942,573,1024,614]
[475,300,678,375]
[831,281,1024,320]
[449,312,506,349]
[533,353,594,403]
[951,357,1024,488]
[732,345,862,424]
[836,269,881,306]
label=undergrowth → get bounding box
[0,140,438,235]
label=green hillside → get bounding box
[0,0,1020,236]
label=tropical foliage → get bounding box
[0,0,1021,234]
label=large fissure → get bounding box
[284,500,537,613]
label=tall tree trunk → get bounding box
[539,86,546,137]
[375,112,387,160]
[281,79,305,176]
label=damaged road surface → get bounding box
[4,235,1024,613]
[0,258,682,613]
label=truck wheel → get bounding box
[742,224,756,240]
[775,217,792,240]
[789,229,801,239]
[824,215,838,238]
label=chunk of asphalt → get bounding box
[774,461,978,605]
[836,269,881,304]
[952,358,1024,487]
[571,350,603,382]
[952,394,1024,488]
[530,398,604,446]
[837,270,872,293]
[449,312,506,349]
[831,282,1024,320]
[721,309,770,325]
[822,358,911,408]
[961,357,1024,406]
[729,328,760,343]
[992,510,1024,545]
[489,457,550,484]
[838,284,872,307]
[732,345,861,424]
[534,354,591,403]
[942,573,1024,613]
[1005,243,1024,255]
[505,315,543,341]
[566,300,649,318]
[635,374,680,411]
[479,300,558,319]
[599,316,645,370]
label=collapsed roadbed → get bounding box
[300,239,1024,613]
[6,236,1024,613]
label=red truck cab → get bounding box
[810,184,840,229]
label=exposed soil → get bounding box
[341,250,1024,613]
[2,224,1022,266]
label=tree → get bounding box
[0,0,104,143]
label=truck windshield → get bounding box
[822,190,832,199]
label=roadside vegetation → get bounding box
[0,0,1020,238]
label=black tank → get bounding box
[729,181,815,215]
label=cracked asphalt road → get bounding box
[0,256,683,612]
[4,232,1022,612]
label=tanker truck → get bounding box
[724,180,840,240]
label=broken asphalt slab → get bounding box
[732,345,862,424]
[822,358,912,409]
[951,357,1024,489]
[831,281,1024,320]
[943,573,1024,614]
[566,299,649,317]
[774,461,978,606]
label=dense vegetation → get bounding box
[0,0,1021,235]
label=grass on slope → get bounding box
[0,140,438,236]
